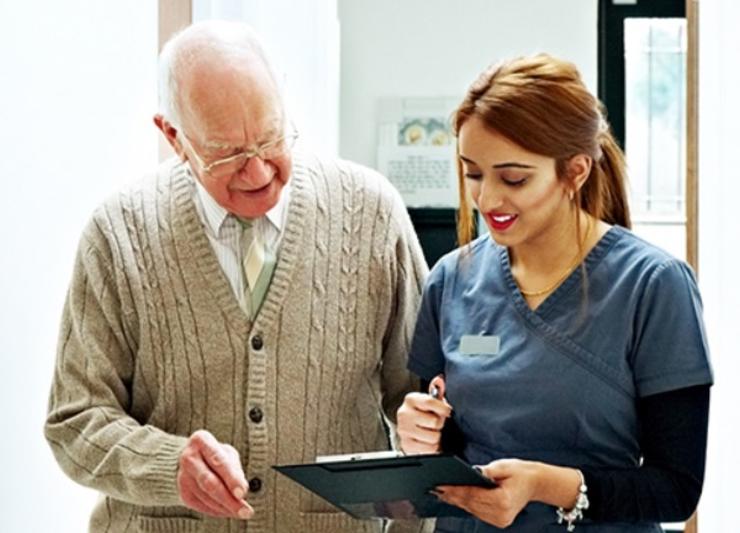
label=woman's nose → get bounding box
[476,180,504,212]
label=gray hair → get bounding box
[157,20,280,127]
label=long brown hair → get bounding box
[453,54,631,247]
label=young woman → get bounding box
[397,54,712,532]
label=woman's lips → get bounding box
[487,213,518,231]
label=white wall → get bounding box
[338,0,597,167]
[0,2,158,531]
[697,0,740,530]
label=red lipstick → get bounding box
[486,213,518,232]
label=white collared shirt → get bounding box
[190,167,289,305]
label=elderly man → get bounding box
[45,20,428,532]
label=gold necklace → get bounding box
[518,221,593,298]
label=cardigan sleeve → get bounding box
[378,183,428,425]
[44,214,188,507]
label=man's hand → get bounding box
[396,375,452,454]
[177,430,253,519]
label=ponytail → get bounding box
[580,129,631,229]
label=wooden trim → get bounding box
[158,0,192,161]
[686,0,699,274]
[684,1,700,527]
[684,3,699,530]
[685,513,698,532]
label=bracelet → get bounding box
[556,469,589,531]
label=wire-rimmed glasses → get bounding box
[179,126,299,179]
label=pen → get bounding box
[430,385,440,399]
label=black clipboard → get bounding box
[273,453,494,519]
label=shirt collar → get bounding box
[190,166,290,236]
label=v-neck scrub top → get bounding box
[408,226,713,532]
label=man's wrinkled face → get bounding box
[178,62,292,219]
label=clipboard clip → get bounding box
[316,450,404,463]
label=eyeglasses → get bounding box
[178,127,299,179]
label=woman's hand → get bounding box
[434,459,540,528]
[396,375,452,454]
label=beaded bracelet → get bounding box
[556,469,589,531]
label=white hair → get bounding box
[157,20,282,127]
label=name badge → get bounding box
[459,335,500,355]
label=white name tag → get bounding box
[459,335,500,355]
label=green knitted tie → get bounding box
[238,218,276,319]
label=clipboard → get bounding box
[273,453,494,519]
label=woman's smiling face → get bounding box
[458,116,573,248]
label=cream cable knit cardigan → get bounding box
[45,154,429,532]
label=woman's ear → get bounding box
[567,153,593,196]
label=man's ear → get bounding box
[567,153,593,195]
[153,114,184,156]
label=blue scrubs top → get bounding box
[408,226,713,533]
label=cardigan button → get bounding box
[251,335,263,350]
[249,406,263,423]
[249,477,262,493]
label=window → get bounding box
[625,18,686,219]
[599,0,688,261]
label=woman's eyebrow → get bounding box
[492,162,536,169]
[459,155,535,170]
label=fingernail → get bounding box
[472,465,482,473]
[238,506,252,519]
[233,486,245,499]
